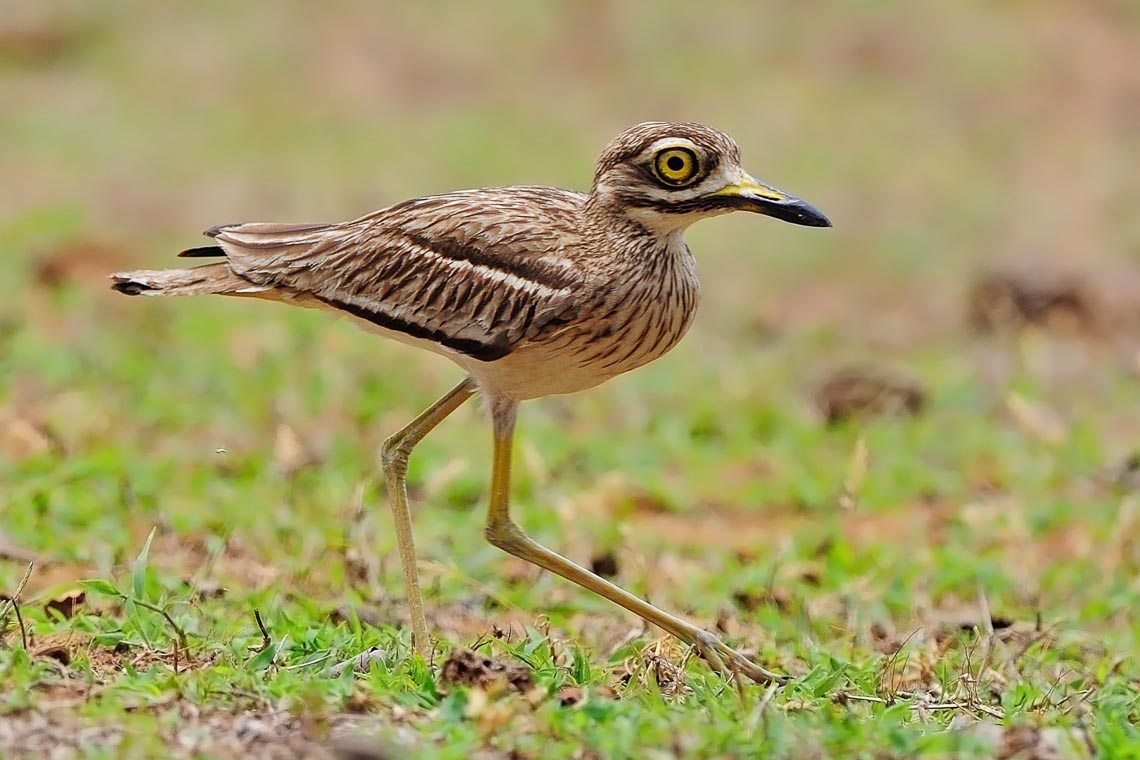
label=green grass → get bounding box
[2,1,1140,757]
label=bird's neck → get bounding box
[580,195,688,265]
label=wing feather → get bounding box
[205,188,589,361]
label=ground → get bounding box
[1,2,1139,758]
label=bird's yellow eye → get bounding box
[653,147,699,187]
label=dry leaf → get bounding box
[35,645,71,666]
[44,589,85,620]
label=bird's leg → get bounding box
[380,377,477,658]
[482,398,788,685]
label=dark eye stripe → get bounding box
[617,193,731,213]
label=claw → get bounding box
[690,630,789,685]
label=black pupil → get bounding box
[666,155,686,172]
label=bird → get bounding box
[110,121,831,684]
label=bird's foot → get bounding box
[690,630,789,685]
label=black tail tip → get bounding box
[178,245,225,258]
[110,280,151,296]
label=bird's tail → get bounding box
[109,263,268,297]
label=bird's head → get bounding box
[590,122,831,233]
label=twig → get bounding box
[1055,686,1097,713]
[342,479,382,596]
[972,585,996,704]
[1010,626,1054,670]
[604,622,648,660]
[839,693,887,704]
[744,679,781,736]
[131,598,187,651]
[430,637,441,671]
[960,626,979,698]
[764,549,784,611]
[1,563,34,649]
[326,646,388,677]
[973,702,1004,719]
[977,584,995,636]
[13,598,27,651]
[835,692,1003,719]
[253,608,271,652]
[920,701,982,712]
[287,652,335,670]
[1032,667,1076,712]
[8,562,32,602]
[838,435,868,511]
[677,639,696,674]
[878,628,920,698]
[732,669,745,702]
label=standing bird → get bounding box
[111,122,830,684]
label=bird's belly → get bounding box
[473,297,698,400]
[320,286,695,401]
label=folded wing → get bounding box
[206,188,588,362]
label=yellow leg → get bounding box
[482,398,787,685]
[380,377,476,657]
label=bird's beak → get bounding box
[710,174,832,227]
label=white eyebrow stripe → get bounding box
[399,239,574,298]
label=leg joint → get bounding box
[379,433,410,472]
[484,517,526,551]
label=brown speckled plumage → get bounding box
[111,122,830,684]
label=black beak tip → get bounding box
[793,201,832,228]
[752,194,832,228]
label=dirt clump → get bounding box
[813,366,926,424]
[437,648,535,695]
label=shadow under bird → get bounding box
[111,122,831,684]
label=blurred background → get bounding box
[3,0,1140,628]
